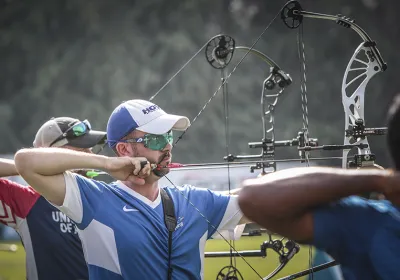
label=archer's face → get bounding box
[131,130,172,166]
[116,130,173,178]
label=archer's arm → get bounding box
[237,167,393,243]
[15,148,150,206]
[0,158,19,177]
[14,148,109,206]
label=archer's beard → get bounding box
[152,167,170,178]
[150,151,171,178]
[159,151,171,164]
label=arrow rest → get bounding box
[205,35,235,69]
[250,161,275,173]
[216,266,244,280]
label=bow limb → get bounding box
[292,9,387,71]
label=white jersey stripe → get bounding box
[17,220,39,280]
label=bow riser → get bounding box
[342,42,383,168]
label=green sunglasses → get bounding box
[50,120,91,147]
[121,131,173,151]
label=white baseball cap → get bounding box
[106,100,190,147]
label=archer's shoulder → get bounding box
[164,184,195,191]
[164,184,213,195]
[68,172,113,192]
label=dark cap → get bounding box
[33,117,106,148]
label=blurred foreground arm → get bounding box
[217,188,252,224]
[237,167,396,243]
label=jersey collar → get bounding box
[115,181,161,209]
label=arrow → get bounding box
[84,156,344,178]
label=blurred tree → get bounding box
[0,0,398,168]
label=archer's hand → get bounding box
[104,157,151,185]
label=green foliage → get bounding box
[0,0,396,167]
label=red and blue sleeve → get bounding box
[0,178,40,228]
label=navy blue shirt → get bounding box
[313,196,400,280]
[0,178,88,280]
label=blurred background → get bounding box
[0,0,398,279]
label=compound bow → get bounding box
[203,34,304,280]
[147,1,388,279]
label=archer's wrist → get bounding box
[95,155,111,172]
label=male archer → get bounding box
[14,99,249,280]
[0,116,106,280]
[238,93,400,280]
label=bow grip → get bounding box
[140,160,149,169]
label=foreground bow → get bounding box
[148,1,389,279]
